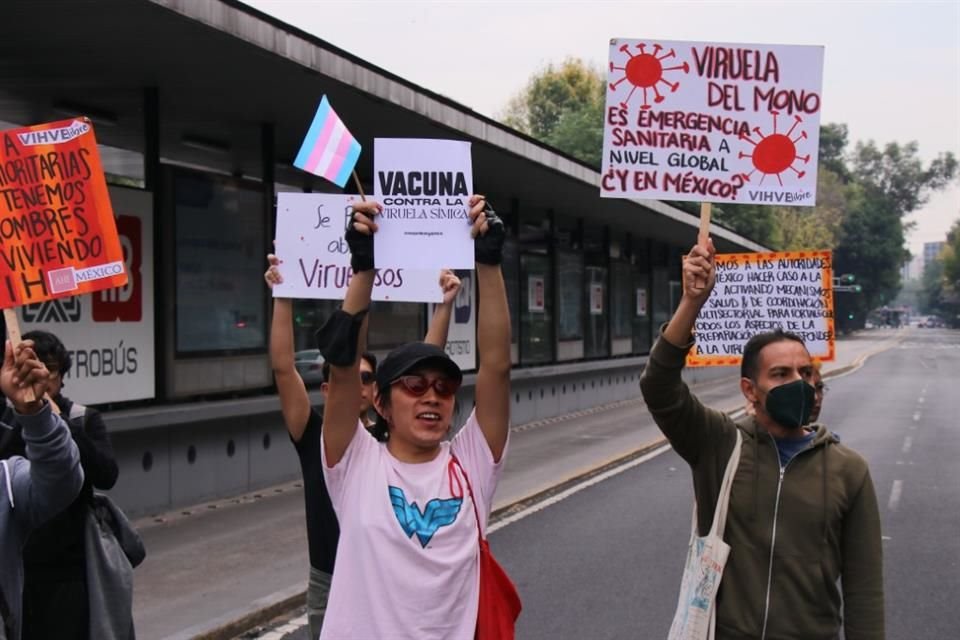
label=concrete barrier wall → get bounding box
[107,359,738,517]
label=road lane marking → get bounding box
[902,437,913,454]
[488,444,672,534]
[888,480,903,512]
[913,412,921,422]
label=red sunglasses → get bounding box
[391,374,461,398]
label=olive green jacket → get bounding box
[640,333,884,640]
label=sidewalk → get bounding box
[131,329,904,640]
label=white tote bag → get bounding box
[668,430,743,640]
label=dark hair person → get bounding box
[316,195,512,639]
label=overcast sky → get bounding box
[243,0,959,256]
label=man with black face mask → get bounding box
[640,240,884,640]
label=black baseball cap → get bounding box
[376,342,462,390]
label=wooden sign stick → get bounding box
[3,307,36,402]
[694,202,712,290]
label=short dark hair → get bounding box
[740,329,807,380]
[22,330,71,376]
[321,351,377,384]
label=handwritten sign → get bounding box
[272,192,442,303]
[687,250,834,367]
[601,39,824,206]
[373,138,474,270]
[0,118,127,308]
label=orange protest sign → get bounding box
[687,250,835,367]
[0,118,126,309]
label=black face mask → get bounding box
[762,379,815,429]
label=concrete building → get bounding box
[924,241,946,270]
[1,0,764,516]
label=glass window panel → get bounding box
[520,253,552,364]
[368,301,423,350]
[557,249,583,340]
[611,261,633,339]
[633,268,652,354]
[584,266,608,358]
[175,170,266,353]
[652,267,671,331]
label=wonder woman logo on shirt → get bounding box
[388,486,463,548]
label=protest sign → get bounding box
[601,39,824,206]
[0,118,127,308]
[272,192,443,303]
[687,250,834,367]
[373,138,474,270]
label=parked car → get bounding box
[294,349,325,385]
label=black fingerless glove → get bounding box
[345,210,375,273]
[475,201,506,266]
[315,308,369,366]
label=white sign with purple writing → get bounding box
[374,138,475,270]
[272,192,443,303]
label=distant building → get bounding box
[903,253,925,281]
[924,241,946,268]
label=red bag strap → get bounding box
[448,454,484,541]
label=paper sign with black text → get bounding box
[373,138,474,270]
[272,192,442,303]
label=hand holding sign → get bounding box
[1,340,48,413]
[682,239,716,303]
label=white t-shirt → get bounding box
[320,409,505,640]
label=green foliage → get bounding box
[922,218,960,325]
[499,58,604,164]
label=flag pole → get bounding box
[351,170,366,202]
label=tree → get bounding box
[769,168,847,251]
[500,58,604,165]
[834,141,958,325]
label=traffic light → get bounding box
[848,313,855,320]
[841,274,856,284]
[853,285,862,293]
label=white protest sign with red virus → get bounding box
[601,38,824,207]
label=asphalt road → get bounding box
[246,327,959,639]
[492,327,960,640]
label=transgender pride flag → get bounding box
[293,96,361,188]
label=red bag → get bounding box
[449,456,522,639]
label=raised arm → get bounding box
[470,196,510,462]
[639,239,731,463]
[2,341,83,530]
[318,201,380,466]
[424,270,461,348]
[265,255,311,441]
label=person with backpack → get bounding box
[1,338,84,640]
[0,331,122,640]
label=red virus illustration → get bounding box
[738,111,811,186]
[608,42,690,110]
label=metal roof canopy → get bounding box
[0,0,765,253]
